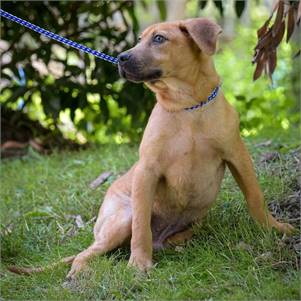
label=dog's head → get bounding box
[118,18,222,83]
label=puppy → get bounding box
[9,18,294,279]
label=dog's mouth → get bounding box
[118,66,162,83]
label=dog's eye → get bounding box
[153,35,166,44]
[137,37,142,43]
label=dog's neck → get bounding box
[146,57,220,112]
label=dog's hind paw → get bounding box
[275,222,296,235]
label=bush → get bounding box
[1,1,299,144]
[1,1,154,144]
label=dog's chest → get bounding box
[156,130,225,213]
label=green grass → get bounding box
[1,129,300,300]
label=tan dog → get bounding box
[9,18,294,279]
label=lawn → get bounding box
[1,128,300,300]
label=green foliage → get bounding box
[1,1,154,143]
[1,1,299,144]
[216,21,299,136]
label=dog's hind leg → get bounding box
[67,191,132,280]
[164,228,193,247]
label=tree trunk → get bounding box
[167,0,187,21]
[241,0,251,27]
[222,0,236,41]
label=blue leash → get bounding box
[1,8,221,111]
[0,8,119,65]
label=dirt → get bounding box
[266,147,301,265]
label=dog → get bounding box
[9,18,294,279]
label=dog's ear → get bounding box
[180,18,222,55]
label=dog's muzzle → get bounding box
[118,51,162,83]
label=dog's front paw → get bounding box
[128,253,153,272]
[66,259,87,280]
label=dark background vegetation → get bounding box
[1,0,300,152]
[1,1,154,147]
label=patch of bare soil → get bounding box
[266,147,301,267]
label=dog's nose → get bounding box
[118,52,131,64]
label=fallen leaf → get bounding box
[255,251,272,262]
[75,215,85,228]
[89,171,112,189]
[255,140,272,147]
[175,246,184,253]
[1,141,28,149]
[72,160,85,165]
[260,151,280,163]
[29,139,44,152]
[236,241,253,252]
[86,216,96,225]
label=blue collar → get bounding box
[184,84,221,112]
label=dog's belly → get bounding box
[151,152,225,246]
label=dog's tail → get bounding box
[7,255,76,275]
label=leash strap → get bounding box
[0,9,119,65]
[184,84,221,111]
[1,8,222,110]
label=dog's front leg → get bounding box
[128,162,159,272]
[225,136,294,234]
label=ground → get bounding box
[1,128,300,300]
